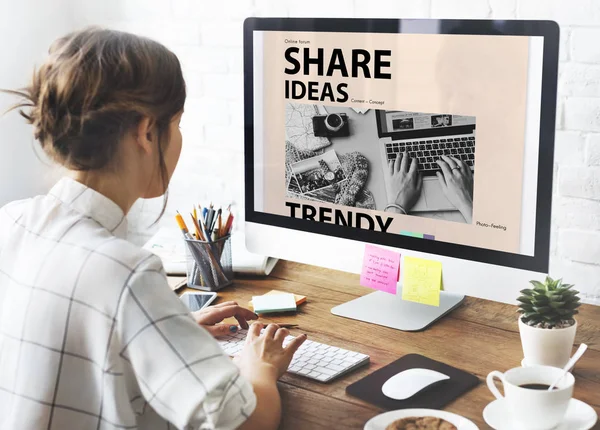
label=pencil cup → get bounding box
[184,235,233,291]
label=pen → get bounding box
[276,324,299,329]
[206,207,215,234]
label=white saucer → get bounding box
[364,408,478,430]
[483,398,598,430]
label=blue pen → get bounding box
[202,206,208,221]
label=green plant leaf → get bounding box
[517,296,533,304]
[530,280,546,290]
[549,301,566,308]
[532,295,550,304]
[565,302,582,310]
[533,306,551,314]
[520,288,534,296]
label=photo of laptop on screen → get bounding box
[376,109,476,213]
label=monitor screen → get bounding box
[246,19,557,272]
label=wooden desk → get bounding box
[169,261,600,429]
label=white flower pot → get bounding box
[518,317,577,368]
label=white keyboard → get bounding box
[217,329,370,382]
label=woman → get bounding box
[0,28,305,430]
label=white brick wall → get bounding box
[68,0,600,304]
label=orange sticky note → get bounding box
[360,244,400,294]
[401,256,442,307]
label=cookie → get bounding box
[385,416,457,430]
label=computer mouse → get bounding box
[382,368,450,400]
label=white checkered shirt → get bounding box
[0,177,256,430]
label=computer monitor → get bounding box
[243,18,559,331]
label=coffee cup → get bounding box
[486,365,574,430]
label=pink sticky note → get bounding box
[360,244,401,294]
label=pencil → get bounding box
[221,210,231,237]
[198,213,211,242]
[190,212,205,241]
[224,213,234,235]
[216,211,222,239]
[175,211,192,239]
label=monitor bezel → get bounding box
[243,18,559,273]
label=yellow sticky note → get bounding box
[402,256,442,307]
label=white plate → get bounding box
[483,398,598,430]
[364,409,479,430]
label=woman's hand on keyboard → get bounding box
[192,301,258,337]
[234,322,307,382]
[436,155,474,223]
[386,152,423,213]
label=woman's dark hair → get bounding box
[3,27,186,217]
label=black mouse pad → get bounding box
[346,354,479,410]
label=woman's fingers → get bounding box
[408,157,418,175]
[441,155,458,170]
[285,334,308,357]
[449,156,469,174]
[212,301,238,308]
[204,323,239,338]
[273,328,289,345]
[201,304,258,325]
[393,152,402,174]
[263,323,280,339]
[400,152,409,173]
[247,321,263,341]
[235,315,250,330]
[456,157,473,177]
[436,158,453,179]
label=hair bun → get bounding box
[3,27,186,172]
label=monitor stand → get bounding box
[330,289,465,332]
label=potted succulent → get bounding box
[517,276,581,368]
